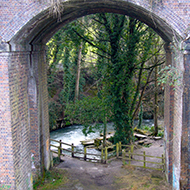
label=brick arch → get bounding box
[9,0,185,48]
[0,1,189,190]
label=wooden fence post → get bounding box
[122,149,126,165]
[131,144,134,153]
[130,144,134,159]
[143,151,146,168]
[121,149,125,165]
[50,151,53,167]
[84,147,87,161]
[128,150,131,165]
[162,154,165,171]
[119,142,122,153]
[116,143,119,158]
[105,147,108,164]
[59,140,62,153]
[58,140,62,161]
[101,149,104,163]
[72,143,74,157]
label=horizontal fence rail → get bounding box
[121,150,165,171]
[50,139,103,162]
[50,139,165,171]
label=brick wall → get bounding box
[0,47,51,189]
[0,53,15,190]
[163,0,190,30]
[8,51,32,190]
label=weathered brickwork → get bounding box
[8,52,32,190]
[29,51,42,177]
[163,0,190,29]
[0,0,189,189]
[0,0,189,44]
[180,40,190,190]
[31,47,50,173]
[173,50,184,190]
[164,44,174,183]
[0,53,15,189]
[37,48,50,171]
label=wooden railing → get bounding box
[50,139,103,162]
[121,149,165,171]
[50,139,165,171]
[50,139,75,158]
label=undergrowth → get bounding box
[142,125,164,137]
[33,168,69,190]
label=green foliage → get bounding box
[48,101,59,130]
[158,36,184,90]
[143,125,150,131]
[140,125,164,137]
[157,130,164,137]
[53,157,60,165]
[158,65,181,89]
[33,168,68,190]
[143,143,152,148]
[65,96,111,136]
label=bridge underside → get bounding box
[0,0,189,189]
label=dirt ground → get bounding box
[53,139,171,190]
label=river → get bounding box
[50,119,155,159]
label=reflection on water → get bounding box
[50,120,154,158]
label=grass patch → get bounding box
[143,143,152,148]
[33,168,69,190]
[53,157,61,166]
[141,125,164,138]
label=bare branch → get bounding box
[132,67,154,120]
[83,77,104,94]
[72,29,111,56]
[90,50,110,60]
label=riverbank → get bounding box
[50,119,164,132]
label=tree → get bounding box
[80,14,165,144]
[74,42,83,101]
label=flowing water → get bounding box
[50,120,154,160]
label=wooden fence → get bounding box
[50,139,165,171]
[50,139,103,162]
[121,149,165,171]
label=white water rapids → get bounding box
[50,120,154,159]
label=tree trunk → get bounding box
[154,60,158,136]
[74,42,83,101]
[103,115,107,148]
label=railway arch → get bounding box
[0,0,189,189]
